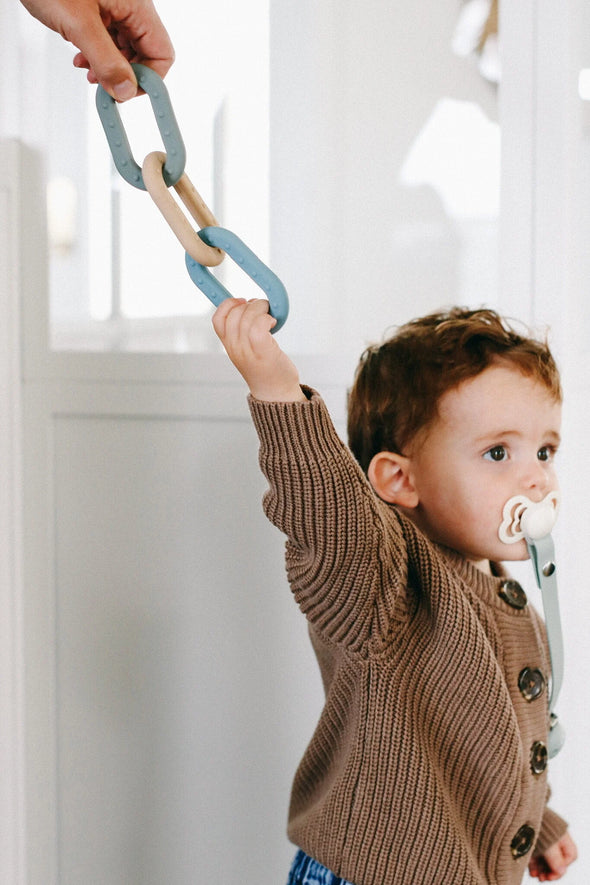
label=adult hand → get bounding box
[19,0,174,101]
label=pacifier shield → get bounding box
[498,491,560,543]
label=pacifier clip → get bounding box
[499,492,564,758]
[527,533,565,758]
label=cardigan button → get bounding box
[518,667,546,702]
[499,580,528,609]
[511,824,535,858]
[530,741,548,775]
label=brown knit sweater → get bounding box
[249,389,567,885]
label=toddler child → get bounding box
[213,299,577,885]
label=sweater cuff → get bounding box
[535,806,568,856]
[248,387,348,464]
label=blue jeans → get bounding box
[287,850,355,885]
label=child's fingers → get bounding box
[222,298,274,350]
[530,835,578,882]
[212,297,247,341]
[212,297,267,337]
[239,299,278,343]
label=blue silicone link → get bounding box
[185,228,289,333]
[95,63,186,190]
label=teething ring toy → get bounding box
[142,152,225,267]
[96,64,289,330]
[186,228,289,333]
[96,63,186,190]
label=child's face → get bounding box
[406,363,562,570]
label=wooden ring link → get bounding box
[142,151,225,267]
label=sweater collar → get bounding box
[395,505,528,612]
[436,544,527,612]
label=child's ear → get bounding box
[367,451,419,509]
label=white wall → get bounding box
[270,0,500,356]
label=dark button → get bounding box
[511,824,535,858]
[498,580,527,609]
[530,741,548,775]
[518,667,546,702]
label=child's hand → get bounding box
[528,831,577,881]
[213,298,306,403]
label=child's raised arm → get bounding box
[213,298,307,403]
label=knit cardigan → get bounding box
[249,389,567,885]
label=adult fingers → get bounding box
[69,12,138,98]
[70,2,174,99]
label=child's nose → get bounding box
[522,460,549,495]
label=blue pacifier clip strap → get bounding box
[527,535,563,706]
[526,534,565,757]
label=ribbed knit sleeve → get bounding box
[536,805,568,855]
[248,389,408,652]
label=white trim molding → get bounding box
[0,138,26,885]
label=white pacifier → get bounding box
[498,491,560,544]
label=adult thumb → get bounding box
[72,15,137,100]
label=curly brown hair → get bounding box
[347,307,562,473]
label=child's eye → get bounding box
[484,445,507,462]
[537,446,555,462]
